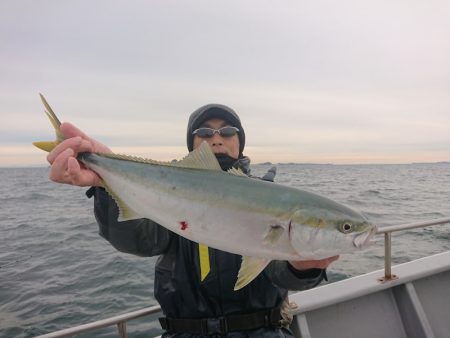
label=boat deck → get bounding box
[290,251,450,338]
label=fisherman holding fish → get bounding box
[39,99,359,337]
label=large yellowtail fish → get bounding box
[34,94,377,290]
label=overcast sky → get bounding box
[1,0,449,166]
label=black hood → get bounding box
[186,104,246,157]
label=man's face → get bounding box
[192,118,240,159]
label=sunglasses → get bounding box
[192,126,239,138]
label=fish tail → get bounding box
[32,94,65,152]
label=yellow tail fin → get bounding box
[32,94,65,152]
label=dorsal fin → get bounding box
[99,141,222,171]
[174,141,222,170]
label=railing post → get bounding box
[385,232,392,278]
[378,231,398,282]
[117,321,128,338]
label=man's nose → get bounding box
[210,132,223,145]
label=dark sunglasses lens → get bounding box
[219,127,238,137]
[195,128,215,138]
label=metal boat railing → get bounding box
[376,217,450,282]
[35,217,450,338]
[35,305,162,338]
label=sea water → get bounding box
[1,163,449,337]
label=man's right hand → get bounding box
[47,122,112,187]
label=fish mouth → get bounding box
[353,226,378,249]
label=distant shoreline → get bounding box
[1,162,449,169]
[254,161,450,166]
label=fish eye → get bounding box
[340,222,353,233]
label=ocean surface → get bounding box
[1,163,449,338]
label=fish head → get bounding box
[288,207,377,260]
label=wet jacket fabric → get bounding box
[88,160,326,337]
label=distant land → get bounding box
[0,161,449,169]
[412,161,450,165]
[256,162,334,166]
[255,161,450,166]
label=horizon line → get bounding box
[1,161,449,169]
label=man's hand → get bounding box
[289,255,339,271]
[47,122,112,187]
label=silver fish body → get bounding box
[79,150,376,262]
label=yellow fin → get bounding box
[234,257,271,291]
[33,94,65,152]
[103,182,141,221]
[40,94,64,142]
[32,141,60,152]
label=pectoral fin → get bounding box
[262,224,285,246]
[234,257,271,290]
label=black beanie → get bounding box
[186,104,246,156]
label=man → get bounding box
[47,103,338,337]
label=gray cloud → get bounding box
[1,0,449,165]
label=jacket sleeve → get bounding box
[88,187,174,257]
[265,261,326,291]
